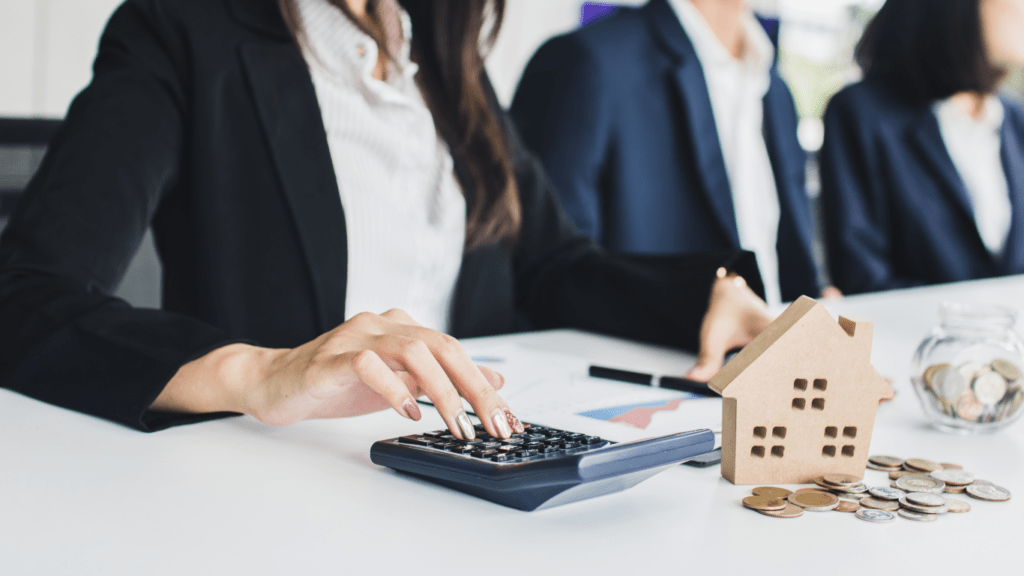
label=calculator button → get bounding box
[450,446,475,454]
[496,445,516,452]
[479,442,501,449]
[514,449,538,458]
[434,442,458,451]
[584,436,603,445]
[499,437,524,445]
[539,445,559,454]
[560,441,579,449]
[471,449,497,458]
[397,436,435,447]
[491,453,514,462]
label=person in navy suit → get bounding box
[511,0,823,313]
[821,0,1024,295]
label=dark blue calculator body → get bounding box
[371,424,714,511]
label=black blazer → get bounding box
[821,80,1024,294]
[0,0,759,432]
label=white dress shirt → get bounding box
[295,0,466,332]
[934,96,1013,257]
[670,0,783,307]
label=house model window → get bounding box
[709,296,895,485]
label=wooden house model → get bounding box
[709,296,894,485]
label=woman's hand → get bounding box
[686,270,773,382]
[152,309,524,440]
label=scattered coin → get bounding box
[822,473,862,486]
[794,487,832,495]
[789,491,840,511]
[869,455,904,469]
[859,497,899,512]
[898,508,938,522]
[931,469,975,486]
[868,486,905,501]
[945,499,972,513]
[856,508,896,523]
[835,500,860,513]
[905,492,947,508]
[972,479,995,486]
[896,475,945,494]
[944,485,966,494]
[904,458,943,473]
[939,463,963,470]
[899,496,949,514]
[758,503,804,519]
[742,495,787,511]
[966,484,1011,502]
[889,469,915,480]
[752,486,793,499]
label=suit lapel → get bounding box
[645,0,740,248]
[240,40,348,332]
[762,78,811,253]
[906,112,981,237]
[999,117,1024,274]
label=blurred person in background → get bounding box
[821,0,1024,294]
[511,0,829,312]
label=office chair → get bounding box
[0,117,162,308]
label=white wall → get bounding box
[0,0,634,118]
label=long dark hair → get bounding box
[278,0,519,251]
[856,0,1005,105]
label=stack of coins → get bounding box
[742,455,1010,522]
[919,359,1023,423]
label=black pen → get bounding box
[588,365,718,397]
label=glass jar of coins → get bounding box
[912,302,1024,433]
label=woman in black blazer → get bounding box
[0,0,770,438]
[821,0,1024,294]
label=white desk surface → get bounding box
[3,277,1023,575]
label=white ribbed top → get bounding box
[296,0,466,332]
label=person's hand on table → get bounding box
[152,309,523,440]
[686,269,773,382]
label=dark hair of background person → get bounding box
[277,0,519,251]
[856,0,1006,105]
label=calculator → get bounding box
[370,423,715,511]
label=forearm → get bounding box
[152,343,281,416]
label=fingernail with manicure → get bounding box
[401,399,421,421]
[503,407,525,434]
[491,407,512,438]
[455,410,475,441]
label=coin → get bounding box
[944,485,966,494]
[859,497,899,511]
[758,503,804,518]
[743,495,787,511]
[856,509,896,523]
[992,359,1022,382]
[823,483,868,495]
[752,486,792,499]
[823,473,862,486]
[896,475,945,494]
[868,486,905,501]
[868,461,899,471]
[931,469,975,486]
[905,492,947,507]
[899,508,938,522]
[869,455,904,469]
[889,469,915,480]
[946,499,972,513]
[939,463,963,470]
[957,390,984,421]
[899,496,949,514]
[966,484,1011,502]
[923,364,951,388]
[973,371,1008,405]
[789,491,840,511]
[935,369,967,401]
[904,458,943,473]
[835,500,860,513]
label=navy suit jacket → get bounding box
[510,0,819,302]
[820,80,1024,295]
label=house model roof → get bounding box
[709,296,894,401]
